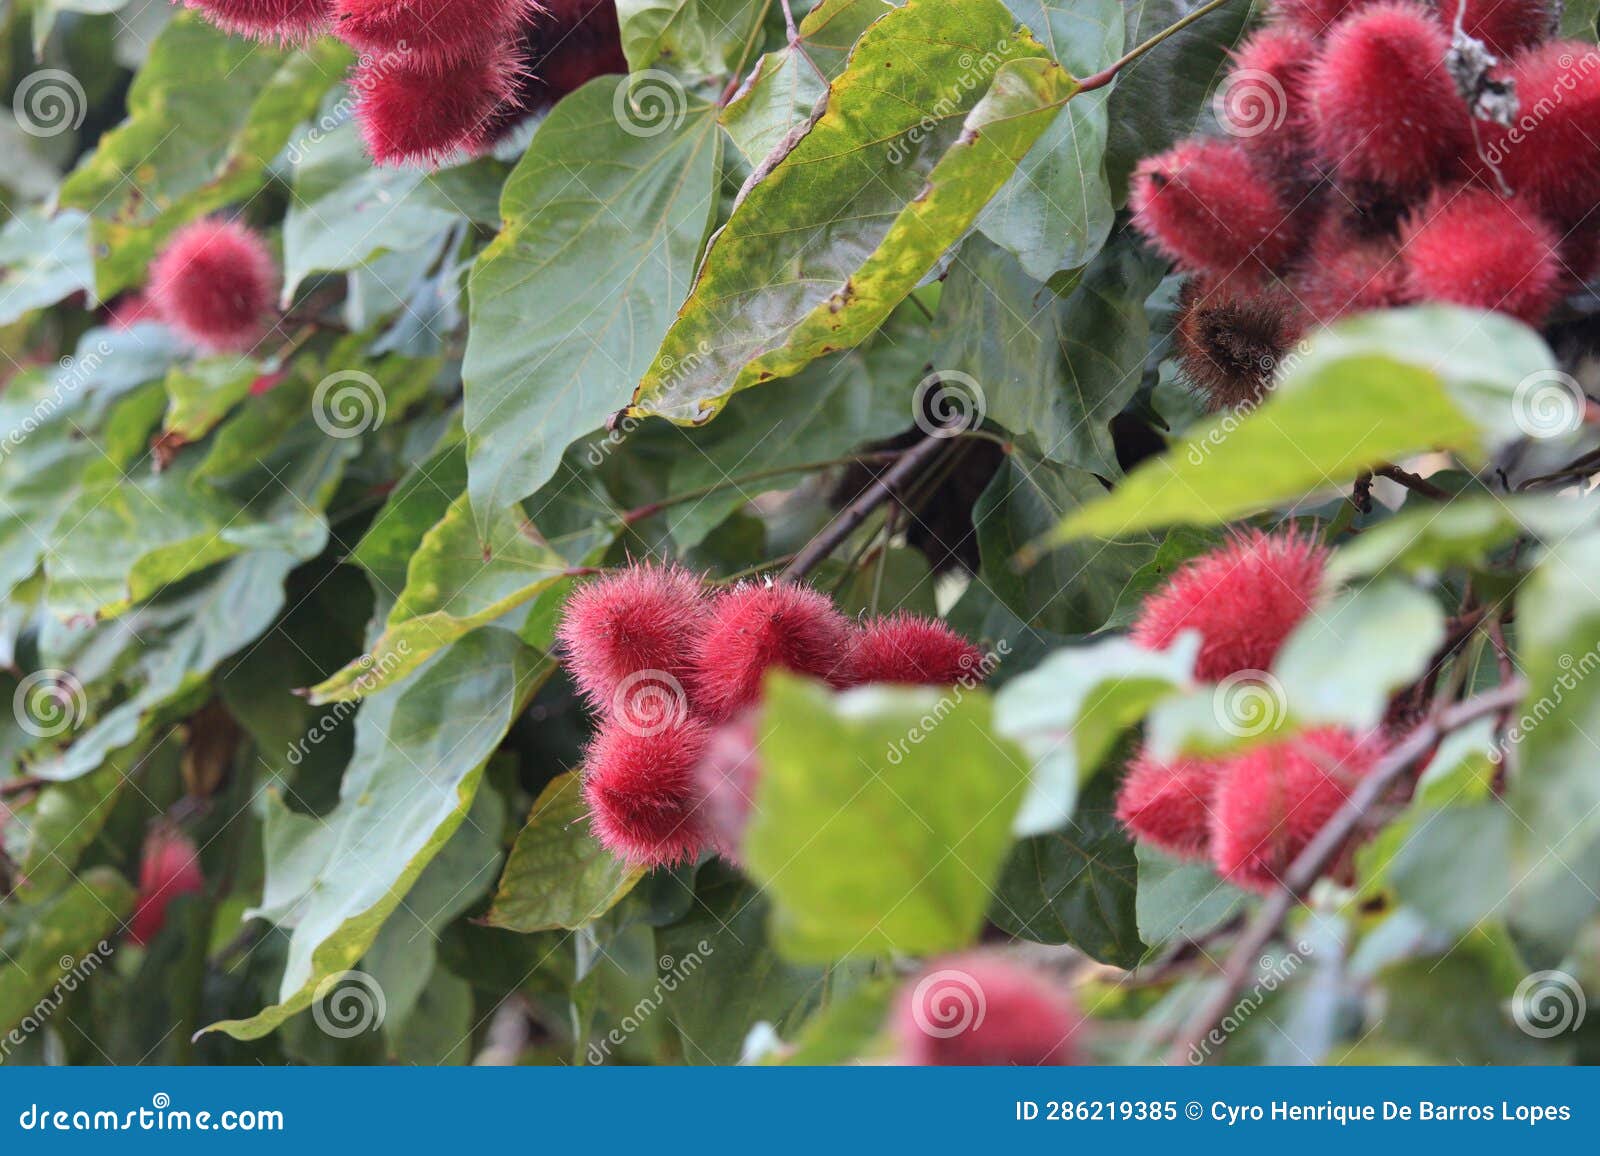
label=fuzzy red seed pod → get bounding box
[1399,187,1563,324]
[1223,26,1319,181]
[1209,727,1384,891]
[583,715,712,867]
[689,712,761,863]
[1271,0,1378,35]
[1131,139,1307,278]
[1451,0,1554,58]
[1174,276,1306,411]
[1131,529,1328,682]
[555,562,709,719]
[846,613,987,687]
[1115,746,1225,860]
[128,828,205,946]
[1308,2,1473,191]
[354,45,521,166]
[332,0,536,71]
[1296,218,1413,324]
[689,582,854,722]
[148,218,278,354]
[478,0,628,142]
[1487,41,1600,227]
[893,953,1079,1066]
[183,0,332,42]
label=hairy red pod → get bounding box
[846,613,986,687]
[583,716,712,866]
[1174,276,1306,411]
[1224,25,1319,180]
[689,582,853,722]
[1451,0,1554,58]
[1131,529,1328,682]
[1296,219,1413,324]
[893,954,1079,1066]
[184,0,332,42]
[1130,139,1306,278]
[129,828,205,946]
[1399,187,1563,324]
[1488,41,1600,227]
[690,712,761,863]
[1115,747,1225,859]
[355,45,521,165]
[555,563,708,719]
[148,218,278,354]
[1271,0,1379,35]
[332,0,536,70]
[478,0,627,142]
[1308,2,1473,191]
[1209,727,1385,891]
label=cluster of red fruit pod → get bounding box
[145,218,281,353]
[890,952,1082,1066]
[555,564,988,868]
[182,0,626,165]
[1115,530,1389,892]
[1133,0,1597,411]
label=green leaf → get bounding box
[745,675,1031,961]
[58,14,348,297]
[201,629,549,1041]
[1052,307,1557,544]
[631,0,1079,422]
[161,356,263,443]
[0,868,134,1035]
[463,78,722,534]
[617,0,769,80]
[1135,843,1247,946]
[0,209,95,324]
[487,772,644,933]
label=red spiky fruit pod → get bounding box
[846,613,986,687]
[478,0,627,142]
[148,218,278,354]
[1131,529,1328,682]
[183,0,332,42]
[689,582,853,722]
[583,715,711,867]
[1222,26,1319,181]
[1488,41,1600,227]
[354,45,521,166]
[1296,218,1413,324]
[128,828,205,946]
[1131,139,1307,278]
[893,953,1080,1066]
[555,562,709,718]
[1272,0,1378,35]
[690,712,761,862]
[1209,726,1385,892]
[1174,276,1306,411]
[1307,2,1473,191]
[1399,187,1563,324]
[332,0,536,71]
[1453,0,1554,58]
[1115,746,1225,860]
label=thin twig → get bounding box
[1162,678,1528,1066]
[1077,0,1238,93]
[1376,464,1451,501]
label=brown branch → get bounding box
[1162,678,1528,1066]
[783,432,953,581]
[1077,0,1238,93]
[1376,464,1451,501]
[0,776,43,798]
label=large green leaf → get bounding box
[1135,843,1247,946]
[744,675,1030,961]
[617,0,769,80]
[0,868,134,1035]
[202,629,548,1041]
[631,0,1079,422]
[487,772,644,933]
[0,209,95,323]
[1053,308,1558,544]
[462,77,722,534]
